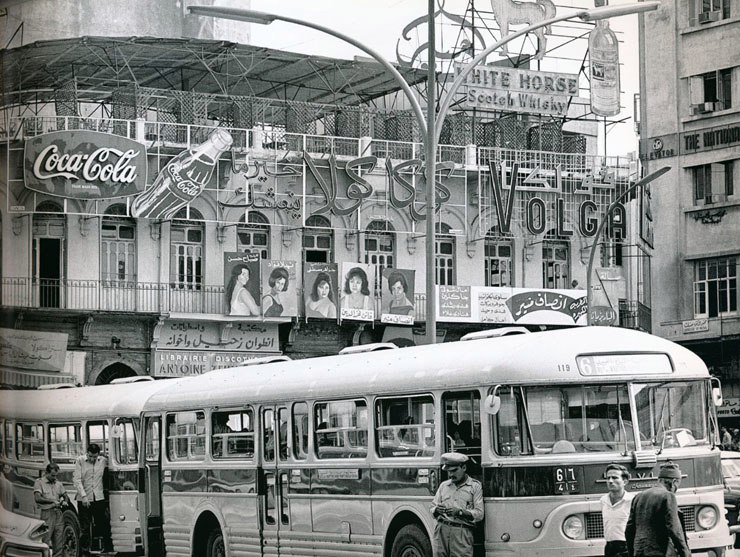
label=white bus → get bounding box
[1,327,732,557]
[136,326,731,557]
[0,378,183,556]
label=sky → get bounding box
[249,0,642,158]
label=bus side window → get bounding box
[4,420,14,458]
[314,399,368,459]
[292,403,308,460]
[493,389,530,456]
[375,395,435,458]
[211,409,254,459]
[16,423,45,462]
[145,419,160,462]
[49,423,84,464]
[166,412,206,461]
[87,421,109,455]
[442,391,481,476]
[114,419,138,465]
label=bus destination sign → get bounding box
[576,354,673,376]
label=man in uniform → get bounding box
[33,462,68,557]
[625,461,689,557]
[430,452,484,557]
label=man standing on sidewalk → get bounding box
[600,463,631,557]
[74,443,113,555]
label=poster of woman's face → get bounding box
[224,252,261,316]
[304,263,338,320]
[339,262,375,321]
[261,260,298,318]
[381,268,415,325]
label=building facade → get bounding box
[637,0,740,421]
[1,1,648,388]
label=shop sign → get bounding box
[682,318,709,334]
[681,124,740,154]
[24,130,147,199]
[718,397,740,418]
[158,321,278,352]
[0,328,68,372]
[457,64,578,117]
[153,350,281,377]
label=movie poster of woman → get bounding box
[304,263,338,319]
[261,260,298,318]
[380,268,415,325]
[224,252,261,317]
[339,262,375,321]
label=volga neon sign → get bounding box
[487,161,625,238]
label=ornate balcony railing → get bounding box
[1,277,429,322]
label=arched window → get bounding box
[435,223,455,286]
[303,215,333,263]
[170,208,204,290]
[364,220,395,294]
[484,226,513,287]
[542,229,570,289]
[237,212,270,259]
[33,201,65,308]
[102,204,136,284]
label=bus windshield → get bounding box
[633,381,709,450]
[493,380,709,456]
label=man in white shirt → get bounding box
[73,443,112,554]
[600,463,631,557]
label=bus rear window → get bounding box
[315,400,368,459]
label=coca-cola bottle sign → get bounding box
[23,130,148,200]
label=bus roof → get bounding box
[142,327,709,412]
[0,377,185,422]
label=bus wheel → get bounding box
[206,528,225,557]
[391,524,431,557]
[61,509,80,557]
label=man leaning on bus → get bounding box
[430,452,484,557]
[74,443,113,555]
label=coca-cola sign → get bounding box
[24,131,147,199]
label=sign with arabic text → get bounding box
[158,321,278,352]
[24,131,147,199]
[0,328,69,372]
[436,287,587,325]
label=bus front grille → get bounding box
[585,506,695,539]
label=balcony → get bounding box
[1,277,429,322]
[618,300,652,333]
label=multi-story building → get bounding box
[637,0,740,424]
[1,0,646,388]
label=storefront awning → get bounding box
[0,367,76,389]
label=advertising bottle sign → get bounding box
[588,20,621,117]
[132,128,233,220]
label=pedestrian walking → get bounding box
[430,452,484,557]
[74,443,113,555]
[600,463,631,557]
[33,462,68,557]
[625,461,689,557]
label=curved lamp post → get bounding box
[189,1,660,342]
[585,165,670,325]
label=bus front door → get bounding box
[142,415,164,556]
[260,406,289,554]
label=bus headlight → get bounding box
[696,506,717,530]
[562,515,584,539]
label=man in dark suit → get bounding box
[625,461,689,557]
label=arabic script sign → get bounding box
[24,131,147,199]
[158,321,278,352]
[0,328,68,372]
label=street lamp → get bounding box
[189,1,660,342]
[585,165,670,325]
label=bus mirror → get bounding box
[110,425,123,439]
[712,387,723,407]
[483,394,501,415]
